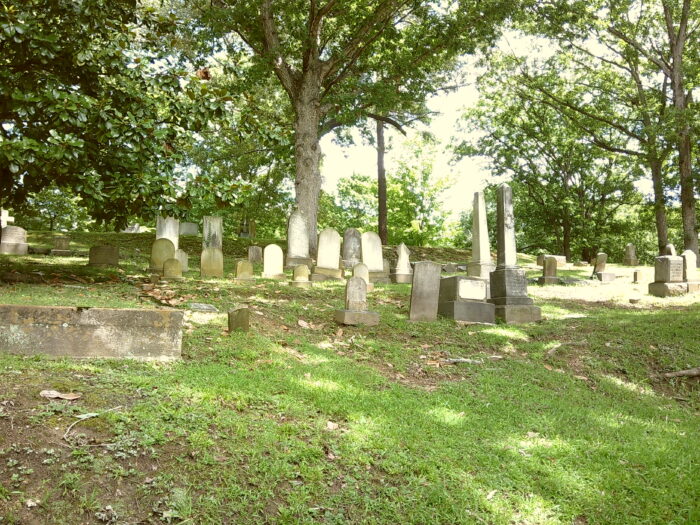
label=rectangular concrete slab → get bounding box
[0,305,183,361]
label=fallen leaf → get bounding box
[326,421,339,431]
[543,364,553,371]
[40,390,82,401]
[298,319,311,329]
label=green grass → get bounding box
[0,234,698,524]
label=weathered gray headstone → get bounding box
[353,262,374,292]
[663,244,677,256]
[649,255,687,297]
[175,249,189,273]
[536,254,567,267]
[391,243,413,283]
[88,245,119,267]
[228,306,250,332]
[234,260,254,282]
[0,305,183,361]
[335,276,379,326]
[623,243,638,266]
[53,236,70,251]
[342,228,362,268]
[200,247,224,278]
[592,252,615,282]
[682,250,699,292]
[263,244,285,279]
[248,245,263,264]
[286,210,312,268]
[488,184,541,323]
[0,226,28,255]
[408,261,442,322]
[202,216,223,251]
[0,209,14,228]
[156,216,179,251]
[290,264,312,288]
[163,258,183,280]
[438,276,495,324]
[312,228,343,280]
[538,256,559,285]
[179,222,199,236]
[361,231,389,283]
[149,238,175,273]
[467,191,495,279]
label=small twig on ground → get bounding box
[63,406,122,441]
[660,367,700,379]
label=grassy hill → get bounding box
[0,233,698,524]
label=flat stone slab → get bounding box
[648,282,688,297]
[438,301,495,324]
[335,310,380,326]
[0,305,183,361]
[494,304,541,324]
[188,303,219,312]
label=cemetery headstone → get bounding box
[175,249,189,273]
[390,243,413,283]
[0,209,14,228]
[488,184,541,323]
[149,238,175,273]
[200,247,224,278]
[648,255,687,297]
[234,260,255,282]
[538,256,559,285]
[51,235,71,256]
[342,228,362,268]
[592,252,615,282]
[228,306,250,332]
[0,226,28,255]
[290,264,312,288]
[163,258,183,280]
[467,191,496,279]
[353,262,374,292]
[361,231,389,283]
[263,244,285,279]
[202,216,223,251]
[408,261,442,322]
[438,276,495,324]
[682,250,699,292]
[248,245,263,264]
[623,243,638,266]
[537,254,567,267]
[312,228,343,281]
[663,244,676,256]
[88,245,119,267]
[285,210,313,268]
[156,216,179,251]
[335,276,379,326]
[179,222,199,236]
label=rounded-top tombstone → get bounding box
[316,228,341,270]
[342,228,362,268]
[361,232,383,272]
[291,264,312,288]
[163,258,183,280]
[150,238,175,273]
[263,244,285,279]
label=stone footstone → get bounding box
[88,245,119,267]
[163,258,183,280]
[200,247,224,278]
[290,264,312,288]
[409,261,442,322]
[352,263,374,292]
[234,260,255,283]
[335,276,379,326]
[228,307,250,332]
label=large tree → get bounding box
[196,0,517,252]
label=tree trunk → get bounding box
[649,157,669,254]
[293,74,323,255]
[376,119,388,244]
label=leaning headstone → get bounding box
[179,222,199,236]
[342,228,362,268]
[438,276,495,324]
[0,209,15,228]
[51,236,71,256]
[175,249,189,273]
[592,252,615,282]
[682,250,699,292]
[488,185,541,323]
[285,210,313,268]
[623,243,638,266]
[0,226,28,255]
[202,216,223,251]
[663,244,676,256]
[408,261,442,322]
[228,306,250,332]
[156,216,179,251]
[290,264,312,288]
[149,238,175,273]
[88,245,119,267]
[234,260,255,283]
[163,258,183,280]
[361,232,389,283]
[248,245,263,264]
[312,228,343,281]
[200,247,224,278]
[263,244,285,279]
[467,191,496,279]
[648,255,687,297]
[334,276,379,326]
[353,262,374,292]
[390,243,413,283]
[538,256,559,285]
